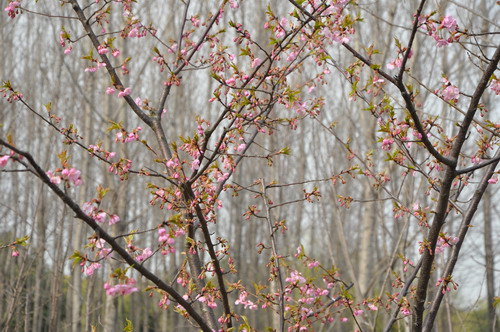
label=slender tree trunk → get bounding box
[483,190,497,332]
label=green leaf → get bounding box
[123,318,134,332]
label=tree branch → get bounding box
[0,138,212,332]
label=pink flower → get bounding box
[400,307,411,316]
[381,138,394,151]
[285,271,306,284]
[82,201,97,215]
[109,214,120,225]
[234,291,258,310]
[85,263,101,276]
[191,159,200,170]
[190,16,200,27]
[4,1,20,19]
[64,47,72,54]
[488,177,498,184]
[0,155,10,167]
[490,79,500,95]
[236,143,246,153]
[229,0,239,9]
[286,51,298,62]
[46,171,61,184]
[11,250,19,257]
[367,303,378,311]
[136,247,153,262]
[251,57,262,68]
[307,261,320,269]
[95,212,108,223]
[225,77,236,86]
[62,168,82,186]
[353,309,364,316]
[435,38,449,47]
[118,87,131,97]
[441,85,459,102]
[373,75,384,84]
[386,58,402,70]
[104,279,138,296]
[112,49,120,57]
[341,317,348,323]
[128,28,139,38]
[97,45,108,54]
[441,16,457,32]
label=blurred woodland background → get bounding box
[0,0,499,331]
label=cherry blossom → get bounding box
[251,57,262,68]
[440,16,458,32]
[0,155,10,167]
[104,278,139,296]
[4,1,20,19]
[490,79,500,95]
[61,167,82,186]
[84,262,101,276]
[118,87,131,97]
[488,177,498,184]
[441,85,459,102]
[46,171,62,184]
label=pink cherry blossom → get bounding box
[353,309,364,316]
[97,45,108,54]
[307,260,320,269]
[112,49,120,57]
[136,247,153,261]
[95,212,108,223]
[104,278,138,296]
[128,28,139,38]
[0,155,10,167]
[191,159,200,170]
[229,0,239,9]
[82,201,97,215]
[108,214,120,225]
[285,270,306,284]
[488,177,498,184]
[286,51,298,62]
[441,16,458,32]
[490,79,500,95]
[46,171,61,184]
[84,263,101,276]
[118,87,131,97]
[236,143,246,153]
[441,85,459,102]
[61,168,82,186]
[251,57,262,68]
[234,291,257,310]
[4,1,20,19]
[225,77,236,86]
[381,138,394,151]
[84,66,98,73]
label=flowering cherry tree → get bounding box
[1,0,499,331]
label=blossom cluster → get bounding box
[104,278,139,296]
[46,167,83,186]
[82,200,120,225]
[419,14,461,47]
